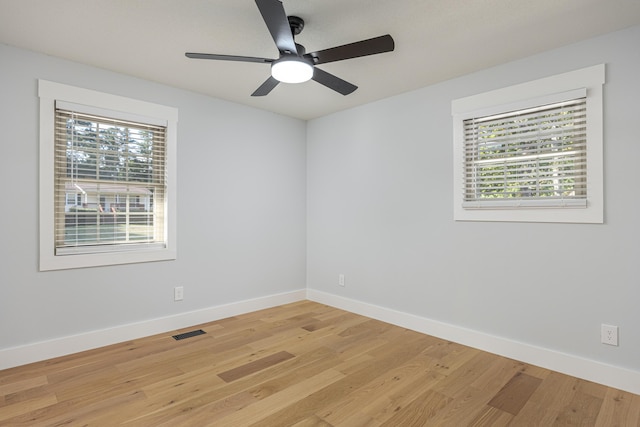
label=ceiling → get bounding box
[1,0,640,120]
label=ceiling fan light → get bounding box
[271,57,313,83]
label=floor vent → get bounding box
[172,329,206,340]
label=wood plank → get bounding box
[379,389,453,426]
[433,350,496,398]
[217,350,295,382]
[251,330,440,426]
[422,385,495,425]
[466,406,513,426]
[0,376,48,397]
[555,389,602,425]
[320,351,438,425]
[215,369,346,426]
[374,364,448,424]
[470,357,526,393]
[0,394,58,423]
[509,371,579,424]
[291,414,334,427]
[150,390,259,427]
[594,388,640,426]
[487,371,543,415]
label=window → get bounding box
[39,80,178,270]
[452,64,604,223]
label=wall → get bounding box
[0,43,307,363]
[307,25,640,391]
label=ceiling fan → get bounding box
[185,0,395,96]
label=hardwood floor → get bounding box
[1,300,639,426]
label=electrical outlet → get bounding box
[601,324,618,346]
[174,286,184,301]
[338,274,345,287]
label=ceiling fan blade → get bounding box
[312,68,357,95]
[255,0,298,54]
[185,52,273,64]
[305,34,394,65]
[251,76,280,96]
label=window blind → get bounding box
[54,106,167,255]
[462,97,587,209]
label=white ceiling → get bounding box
[2,0,640,120]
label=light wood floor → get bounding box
[1,301,639,426]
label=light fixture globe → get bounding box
[271,56,314,83]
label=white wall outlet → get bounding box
[601,324,618,346]
[174,286,184,301]
[338,274,345,287]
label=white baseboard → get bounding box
[0,289,306,371]
[307,289,640,395]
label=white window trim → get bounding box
[39,80,178,270]
[452,64,605,224]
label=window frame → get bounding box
[451,64,605,223]
[39,80,178,270]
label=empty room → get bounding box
[1,0,640,425]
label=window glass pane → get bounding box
[463,98,587,203]
[55,109,166,252]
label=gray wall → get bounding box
[307,25,640,372]
[0,43,307,349]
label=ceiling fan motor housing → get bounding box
[288,16,304,36]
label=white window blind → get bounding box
[54,105,167,255]
[462,97,587,209]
